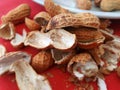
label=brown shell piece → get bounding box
[51,49,76,65]
[0,22,15,40]
[46,13,100,30]
[11,60,52,90]
[94,0,102,7]
[44,0,69,17]
[76,0,92,10]
[0,45,6,57]
[34,11,51,21]
[67,53,98,80]
[10,29,27,48]
[99,29,114,42]
[34,11,51,32]
[0,51,31,75]
[25,18,41,30]
[70,27,105,49]
[99,40,120,73]
[31,50,54,72]
[100,0,120,11]
[99,19,111,29]
[1,4,31,24]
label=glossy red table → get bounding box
[0,0,120,90]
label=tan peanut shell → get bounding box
[44,0,69,17]
[31,50,54,72]
[100,0,120,11]
[46,13,100,30]
[25,18,41,30]
[1,4,31,24]
[76,0,92,10]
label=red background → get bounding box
[0,0,120,90]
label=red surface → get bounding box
[0,0,120,90]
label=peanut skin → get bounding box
[100,0,120,11]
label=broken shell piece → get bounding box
[99,19,111,29]
[10,60,52,90]
[51,49,76,64]
[100,29,114,42]
[34,12,51,32]
[0,45,6,57]
[67,53,98,80]
[70,28,105,49]
[10,29,27,48]
[34,11,51,23]
[24,29,76,50]
[97,77,107,90]
[0,22,15,40]
[76,0,92,10]
[24,31,51,49]
[100,40,120,73]
[31,50,54,72]
[34,11,51,20]
[89,47,104,65]
[49,29,76,50]
[46,13,100,30]
[25,18,41,30]
[0,51,31,75]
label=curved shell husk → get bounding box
[11,29,27,48]
[10,60,52,90]
[25,18,41,30]
[51,49,76,65]
[24,29,76,50]
[69,27,105,49]
[24,31,51,49]
[100,39,120,73]
[0,22,15,40]
[67,53,98,80]
[0,51,31,75]
[0,45,6,57]
[49,29,76,50]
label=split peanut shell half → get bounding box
[24,31,51,49]
[67,53,98,80]
[0,51,31,75]
[70,27,105,49]
[0,22,15,40]
[25,18,41,30]
[24,29,76,50]
[100,40,120,73]
[10,60,52,90]
[10,29,27,48]
[51,49,76,64]
[0,45,6,57]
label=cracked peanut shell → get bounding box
[46,13,100,30]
